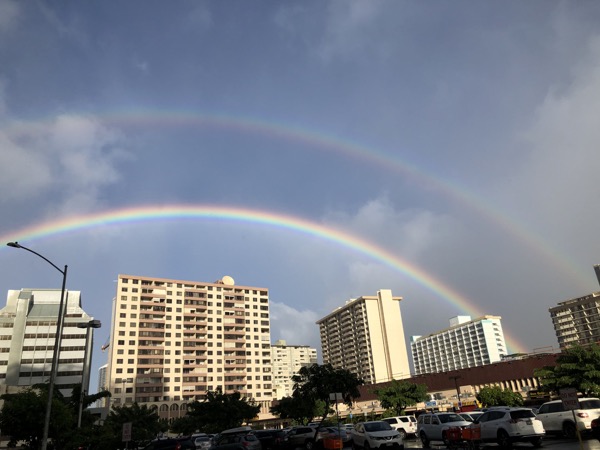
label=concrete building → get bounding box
[317,289,410,384]
[106,274,273,420]
[549,291,600,349]
[0,289,93,396]
[96,363,108,407]
[271,339,317,399]
[411,315,508,375]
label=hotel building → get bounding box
[106,274,273,419]
[271,339,317,399]
[411,315,507,375]
[550,291,600,349]
[317,289,410,384]
[0,289,93,396]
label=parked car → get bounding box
[474,407,545,448]
[416,412,471,448]
[351,421,403,450]
[315,427,350,445]
[211,426,262,450]
[459,412,484,423]
[142,438,196,450]
[591,417,600,440]
[536,397,600,438]
[381,416,417,439]
[193,434,212,450]
[284,426,317,450]
[253,429,287,450]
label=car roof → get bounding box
[221,426,253,435]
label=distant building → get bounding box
[0,289,93,396]
[317,289,410,384]
[96,363,108,407]
[411,315,507,375]
[106,274,274,420]
[271,339,317,399]
[549,291,600,350]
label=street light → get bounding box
[77,319,101,428]
[7,241,68,450]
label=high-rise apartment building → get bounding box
[317,289,410,384]
[0,289,93,396]
[550,291,600,349]
[411,315,507,375]
[271,339,317,399]
[107,274,273,419]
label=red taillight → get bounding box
[577,412,589,418]
[176,444,181,450]
[242,442,250,448]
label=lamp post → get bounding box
[77,319,101,428]
[7,242,68,450]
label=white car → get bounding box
[381,416,417,439]
[536,397,600,438]
[474,407,544,447]
[416,412,471,447]
[351,421,404,450]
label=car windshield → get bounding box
[364,422,392,432]
[581,399,600,409]
[510,410,535,419]
[438,414,464,423]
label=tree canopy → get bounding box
[373,379,429,415]
[290,364,363,426]
[534,344,600,397]
[270,395,326,425]
[183,388,260,433]
[476,385,523,407]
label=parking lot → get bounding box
[399,435,600,449]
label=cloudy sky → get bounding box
[2,1,600,392]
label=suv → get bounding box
[351,421,403,450]
[142,438,195,450]
[474,407,544,448]
[416,412,471,448]
[284,426,316,450]
[381,416,417,439]
[212,427,262,450]
[536,397,600,438]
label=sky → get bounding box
[2,1,600,394]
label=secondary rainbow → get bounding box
[0,204,527,354]
[6,109,586,287]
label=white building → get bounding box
[317,289,410,384]
[107,274,273,420]
[411,315,507,375]
[0,289,93,396]
[271,339,317,399]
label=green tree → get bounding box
[184,388,260,433]
[94,403,166,450]
[534,344,600,397]
[476,385,523,407]
[270,395,326,425]
[291,364,363,427]
[374,380,429,416]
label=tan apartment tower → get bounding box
[107,274,273,420]
[550,291,600,349]
[317,289,410,384]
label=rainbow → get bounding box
[0,204,528,353]
[5,109,587,287]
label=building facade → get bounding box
[411,315,507,375]
[0,289,93,396]
[549,291,600,349]
[106,274,273,420]
[317,289,410,384]
[271,339,317,399]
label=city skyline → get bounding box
[2,1,600,394]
